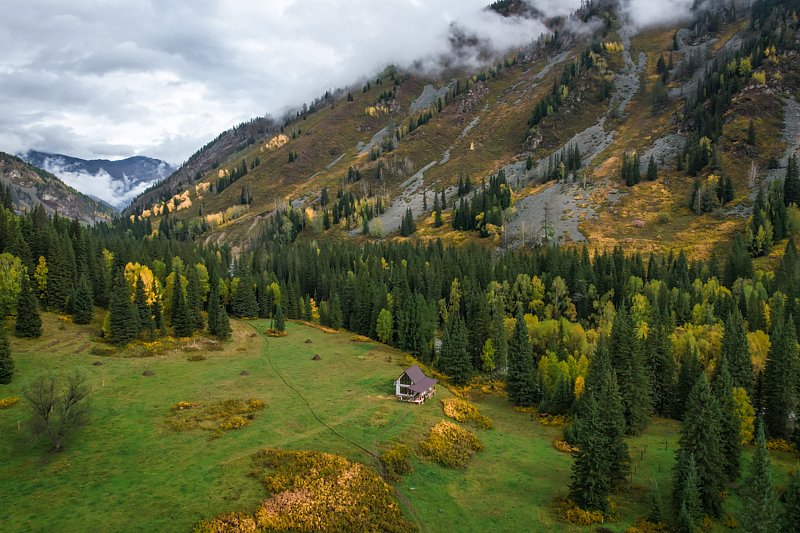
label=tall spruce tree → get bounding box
[214,296,231,341]
[722,309,753,392]
[134,276,152,335]
[646,313,676,417]
[506,311,536,406]
[569,393,611,511]
[740,421,778,533]
[647,155,658,181]
[15,270,42,338]
[712,356,741,482]
[109,268,138,345]
[674,345,702,419]
[71,273,94,325]
[584,339,630,486]
[207,283,220,336]
[186,266,204,332]
[609,305,651,434]
[170,272,192,338]
[764,317,798,439]
[677,374,725,517]
[233,273,258,318]
[438,314,471,385]
[488,299,508,373]
[272,303,286,332]
[784,154,800,207]
[0,321,13,384]
[672,450,702,531]
[780,473,800,533]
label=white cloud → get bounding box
[0,0,703,166]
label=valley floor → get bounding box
[0,314,797,532]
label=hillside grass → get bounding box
[2,314,797,532]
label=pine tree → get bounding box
[784,154,800,207]
[764,317,798,439]
[722,309,753,392]
[646,314,676,417]
[170,272,192,338]
[214,296,231,341]
[207,283,220,336]
[740,421,778,533]
[647,479,663,523]
[327,293,342,329]
[609,305,651,434]
[186,266,204,332]
[647,155,658,181]
[0,321,13,384]
[232,273,258,318]
[506,311,536,406]
[712,356,741,482]
[671,449,702,524]
[272,303,285,332]
[488,299,508,373]
[678,374,725,517]
[134,276,152,335]
[109,268,138,345]
[15,270,42,338]
[748,119,757,145]
[433,194,443,227]
[569,394,611,511]
[675,345,702,419]
[584,339,630,486]
[71,273,94,325]
[780,472,800,532]
[438,314,471,385]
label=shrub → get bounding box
[554,439,579,454]
[657,212,671,225]
[219,416,248,430]
[197,449,415,532]
[194,512,258,533]
[187,354,206,362]
[564,506,605,526]
[380,444,413,480]
[538,414,571,426]
[89,346,117,357]
[441,398,493,429]
[418,420,484,468]
[0,396,19,409]
[264,329,287,338]
[625,519,671,532]
[766,438,797,453]
[166,398,265,433]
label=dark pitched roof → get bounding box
[399,365,437,394]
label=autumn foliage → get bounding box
[195,449,415,532]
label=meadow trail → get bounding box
[247,321,427,531]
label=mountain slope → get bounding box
[0,152,114,223]
[23,150,175,209]
[125,1,797,260]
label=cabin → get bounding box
[395,365,437,404]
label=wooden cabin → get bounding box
[395,365,437,404]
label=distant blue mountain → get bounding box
[22,150,175,209]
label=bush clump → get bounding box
[418,420,484,468]
[196,449,416,532]
[441,398,493,429]
[166,398,265,434]
[380,444,414,480]
[187,354,206,361]
[0,397,20,409]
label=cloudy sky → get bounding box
[0,0,695,166]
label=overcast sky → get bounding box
[0,0,694,165]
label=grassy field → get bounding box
[1,314,798,532]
